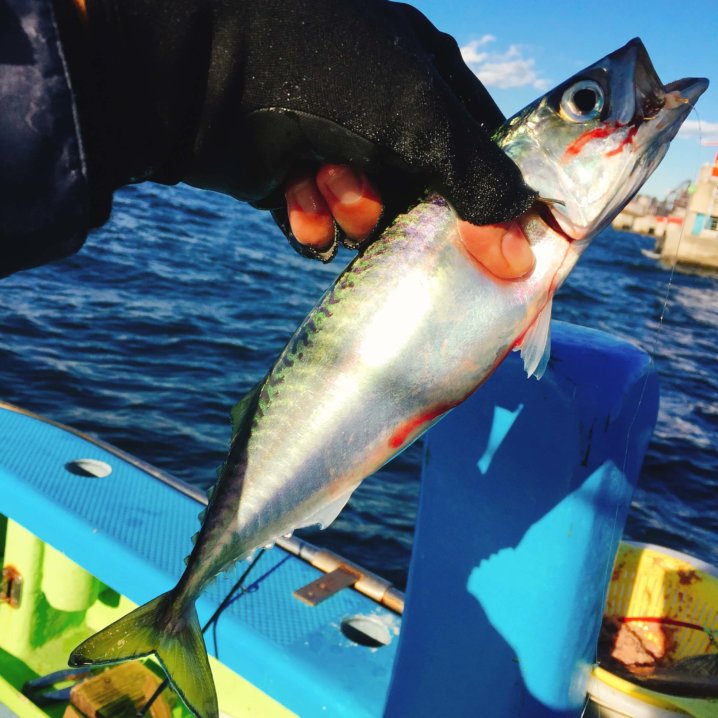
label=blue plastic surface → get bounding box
[0,406,400,717]
[385,322,659,717]
[0,322,660,717]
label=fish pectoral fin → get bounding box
[230,381,264,440]
[514,299,552,380]
[69,593,217,718]
[299,486,357,530]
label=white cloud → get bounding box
[460,35,549,91]
[460,34,496,65]
[677,119,718,146]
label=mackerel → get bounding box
[70,39,707,718]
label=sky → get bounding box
[411,0,718,200]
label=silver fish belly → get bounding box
[182,196,569,600]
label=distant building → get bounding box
[613,194,659,233]
[661,160,718,268]
[612,154,718,270]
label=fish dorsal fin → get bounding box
[299,486,357,531]
[230,382,263,440]
[197,483,216,525]
[515,300,553,380]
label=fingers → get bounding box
[315,165,382,243]
[285,177,336,252]
[458,219,535,279]
[285,165,382,251]
[285,168,535,281]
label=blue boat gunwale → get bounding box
[0,400,405,718]
[0,399,404,613]
[0,400,214,506]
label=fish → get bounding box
[69,39,707,718]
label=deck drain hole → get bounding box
[340,616,392,648]
[65,459,113,479]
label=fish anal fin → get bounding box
[298,487,357,531]
[514,300,553,380]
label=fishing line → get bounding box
[591,249,679,677]
[590,114,704,701]
[137,548,266,717]
[617,107,705,476]
[620,105,706,471]
[204,548,266,646]
[619,107,705,472]
[595,195,682,652]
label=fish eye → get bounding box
[560,80,605,122]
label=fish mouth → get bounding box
[665,77,710,108]
[633,75,709,148]
[610,38,707,127]
[534,200,573,242]
[621,39,708,147]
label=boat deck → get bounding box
[0,402,401,717]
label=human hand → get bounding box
[285,165,534,279]
[64,0,538,273]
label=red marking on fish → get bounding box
[605,125,637,157]
[388,404,455,449]
[563,125,615,159]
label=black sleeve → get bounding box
[0,0,91,278]
[81,0,535,230]
[1,0,537,278]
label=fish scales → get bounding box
[216,199,566,556]
[174,198,568,610]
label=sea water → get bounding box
[1,182,716,589]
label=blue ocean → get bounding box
[1,182,716,589]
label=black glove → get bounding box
[71,0,536,257]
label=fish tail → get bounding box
[69,592,217,718]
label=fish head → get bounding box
[495,38,708,247]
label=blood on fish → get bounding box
[563,126,614,159]
[388,404,454,449]
[563,123,637,161]
[605,125,637,156]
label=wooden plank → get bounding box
[68,663,172,718]
[294,566,361,607]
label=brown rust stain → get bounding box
[677,569,702,586]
